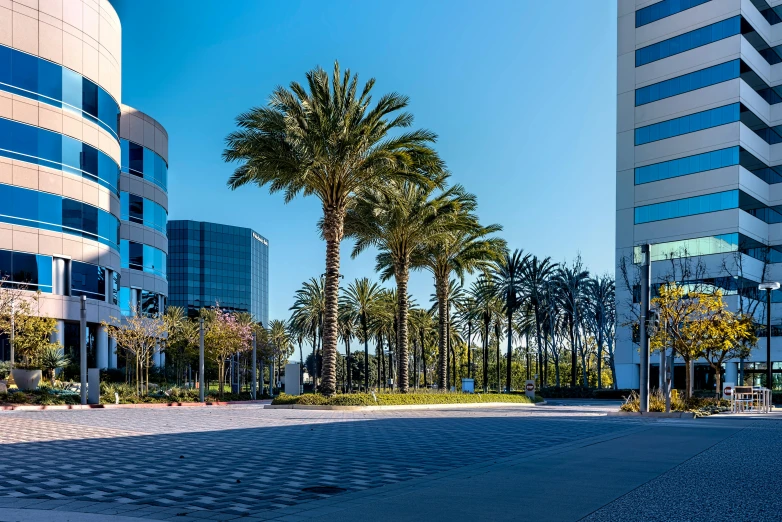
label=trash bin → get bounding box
[461,378,475,393]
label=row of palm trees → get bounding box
[285,253,616,393]
[223,61,614,395]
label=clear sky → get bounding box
[110,0,617,328]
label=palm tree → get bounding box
[340,278,383,391]
[490,249,530,392]
[554,259,590,387]
[414,204,505,390]
[472,277,502,392]
[586,275,615,389]
[224,62,444,396]
[337,302,355,392]
[521,256,558,385]
[346,181,467,393]
[409,307,436,388]
[289,278,325,390]
[268,319,291,390]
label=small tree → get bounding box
[650,284,723,399]
[104,306,168,395]
[203,306,253,397]
[701,311,756,398]
[40,345,70,385]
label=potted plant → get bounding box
[11,313,60,391]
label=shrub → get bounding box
[271,392,540,407]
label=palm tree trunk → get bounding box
[396,268,410,392]
[569,324,577,387]
[421,329,427,387]
[533,302,544,386]
[596,328,604,389]
[506,309,512,393]
[362,317,369,392]
[467,321,472,379]
[311,327,318,392]
[345,337,352,393]
[495,322,501,393]
[483,321,489,392]
[320,208,344,396]
[436,276,448,390]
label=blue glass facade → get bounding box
[0,117,119,193]
[634,103,738,145]
[120,139,168,190]
[0,44,120,138]
[167,220,269,326]
[635,0,711,27]
[635,16,740,66]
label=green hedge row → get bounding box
[271,392,541,407]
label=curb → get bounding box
[607,411,696,419]
[264,401,547,411]
[1,400,269,411]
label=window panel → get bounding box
[635,16,740,66]
[0,44,118,137]
[636,60,739,106]
[71,261,105,300]
[0,117,118,193]
[119,139,168,191]
[635,103,739,145]
[636,0,712,28]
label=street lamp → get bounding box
[758,281,779,390]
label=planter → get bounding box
[11,368,42,391]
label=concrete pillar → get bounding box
[725,362,738,387]
[105,270,112,303]
[109,337,117,369]
[96,325,109,369]
[153,344,161,367]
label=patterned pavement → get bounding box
[0,404,643,521]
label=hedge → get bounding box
[271,392,542,407]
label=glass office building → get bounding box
[616,0,782,390]
[167,220,269,326]
[0,1,169,369]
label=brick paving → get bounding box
[0,404,641,520]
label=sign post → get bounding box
[525,379,535,399]
[722,381,735,401]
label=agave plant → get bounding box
[39,345,69,386]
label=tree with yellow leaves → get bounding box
[650,284,724,399]
[701,311,756,398]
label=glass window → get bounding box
[636,60,739,106]
[0,250,52,292]
[119,139,168,191]
[633,234,739,262]
[0,44,119,137]
[634,190,738,223]
[141,290,159,316]
[0,117,119,193]
[635,147,739,184]
[635,103,739,145]
[636,0,712,28]
[739,105,782,144]
[636,16,740,66]
[112,271,119,305]
[0,183,118,249]
[71,261,105,300]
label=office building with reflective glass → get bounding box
[167,221,269,327]
[0,1,168,368]
[616,0,782,391]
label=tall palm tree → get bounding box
[289,278,325,390]
[224,62,444,395]
[472,277,502,392]
[521,256,558,385]
[585,275,615,389]
[337,304,355,392]
[340,278,383,391]
[414,205,505,390]
[267,319,291,390]
[346,181,467,393]
[409,307,436,388]
[554,260,590,387]
[491,249,530,392]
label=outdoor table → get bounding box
[734,388,772,413]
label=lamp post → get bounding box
[758,281,779,390]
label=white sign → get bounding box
[252,232,268,245]
[525,379,536,399]
[722,381,735,400]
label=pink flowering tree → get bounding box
[203,303,253,397]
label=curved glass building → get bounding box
[0,0,168,368]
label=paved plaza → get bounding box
[0,403,780,521]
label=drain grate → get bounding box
[302,486,347,495]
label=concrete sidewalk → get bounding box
[302,418,755,522]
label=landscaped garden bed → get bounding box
[271,391,544,407]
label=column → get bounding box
[130,288,139,316]
[96,325,109,369]
[109,337,117,369]
[725,362,738,388]
[53,257,68,295]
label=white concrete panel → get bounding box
[634,123,740,165]
[635,0,739,48]
[635,35,740,87]
[636,79,739,126]
[635,165,740,205]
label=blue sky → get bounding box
[111,0,617,325]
